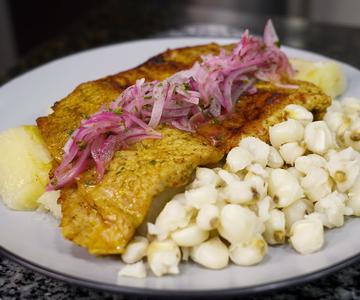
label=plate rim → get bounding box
[1,245,359,297]
[1,37,360,296]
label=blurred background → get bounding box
[1,0,360,82]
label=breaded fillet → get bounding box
[61,127,222,254]
[37,43,331,254]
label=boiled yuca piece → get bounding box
[290,58,346,98]
[0,126,52,210]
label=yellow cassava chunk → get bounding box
[290,58,346,98]
[0,125,52,210]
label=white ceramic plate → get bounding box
[1,38,360,297]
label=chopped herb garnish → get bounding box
[76,140,87,150]
[211,118,220,125]
[198,103,205,110]
[68,129,74,135]
[215,135,225,142]
[144,96,152,99]
[150,159,156,165]
[51,177,58,187]
[113,107,123,115]
[116,167,125,175]
[182,82,191,90]
[275,41,281,48]
[82,113,90,119]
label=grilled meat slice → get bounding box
[36,43,331,254]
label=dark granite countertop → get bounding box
[1,1,360,299]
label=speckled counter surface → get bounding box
[1,1,360,299]
[1,254,360,300]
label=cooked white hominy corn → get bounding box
[246,163,270,180]
[326,149,360,192]
[267,146,284,168]
[314,192,348,228]
[190,237,229,269]
[246,174,268,201]
[220,179,254,204]
[171,224,209,247]
[324,111,346,134]
[268,169,303,208]
[147,240,181,276]
[152,199,192,239]
[346,192,360,216]
[122,236,149,264]
[263,209,286,245]
[191,167,222,188]
[269,119,304,148]
[226,146,253,172]
[304,121,334,154]
[239,137,270,167]
[229,234,267,266]
[286,167,304,181]
[121,99,360,277]
[219,204,263,244]
[295,154,327,174]
[300,167,332,202]
[290,218,324,255]
[347,175,360,216]
[118,261,147,279]
[283,199,312,234]
[185,185,218,209]
[279,142,305,165]
[257,196,274,222]
[196,204,220,230]
[342,97,360,115]
[284,104,314,125]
